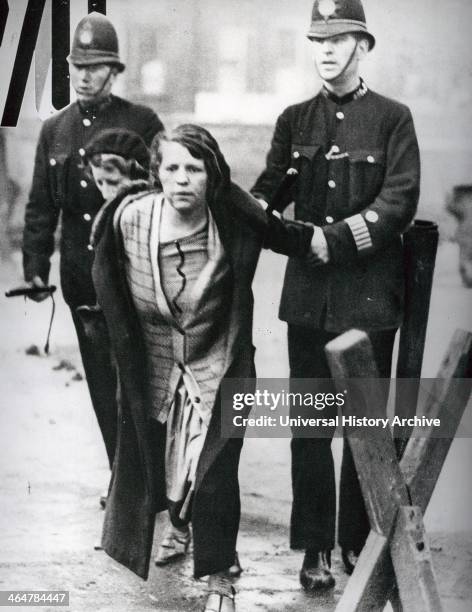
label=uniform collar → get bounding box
[321,78,368,105]
[77,94,113,117]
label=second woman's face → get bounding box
[158,141,208,215]
[91,160,129,201]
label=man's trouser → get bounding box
[71,309,118,469]
[288,325,396,554]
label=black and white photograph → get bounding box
[0,1,471,610]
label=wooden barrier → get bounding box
[325,329,472,612]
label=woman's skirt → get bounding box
[165,382,208,525]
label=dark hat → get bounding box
[67,12,125,72]
[84,129,150,170]
[307,0,375,50]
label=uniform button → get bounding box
[83,213,92,222]
[80,180,88,188]
[293,151,300,159]
[87,244,93,251]
[82,118,92,127]
[78,148,86,156]
[365,210,379,223]
[49,158,57,166]
[336,111,345,120]
[326,216,334,224]
[367,155,375,163]
[328,180,336,189]
[194,397,201,404]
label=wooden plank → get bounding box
[401,329,472,510]
[330,329,472,611]
[326,331,408,611]
[325,330,410,534]
[390,506,443,612]
[335,531,390,612]
[347,436,408,536]
[325,329,381,379]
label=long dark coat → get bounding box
[91,182,313,580]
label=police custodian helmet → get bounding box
[67,12,125,72]
[307,0,375,50]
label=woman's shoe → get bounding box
[203,592,235,612]
[204,574,235,612]
[154,524,191,566]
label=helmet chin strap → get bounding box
[325,38,359,86]
[94,65,115,99]
[79,66,115,108]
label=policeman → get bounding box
[22,13,164,488]
[252,0,420,591]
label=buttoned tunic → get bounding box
[252,85,421,332]
[23,95,163,307]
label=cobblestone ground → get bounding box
[0,244,471,611]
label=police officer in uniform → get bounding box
[22,13,164,482]
[252,0,420,590]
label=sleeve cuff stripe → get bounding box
[356,239,373,250]
[346,214,373,251]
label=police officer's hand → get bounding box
[307,226,330,265]
[27,276,50,302]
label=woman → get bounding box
[91,124,313,611]
[84,127,150,201]
[76,128,151,509]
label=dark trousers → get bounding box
[288,324,396,553]
[71,309,118,469]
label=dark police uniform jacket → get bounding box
[23,95,163,308]
[252,84,421,333]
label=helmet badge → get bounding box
[318,0,336,21]
[79,26,93,46]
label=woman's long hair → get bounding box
[149,124,231,206]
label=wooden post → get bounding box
[325,329,472,612]
[326,331,416,611]
[335,532,391,612]
[402,330,472,510]
[390,506,442,612]
[326,330,408,534]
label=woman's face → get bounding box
[158,141,208,215]
[90,158,129,201]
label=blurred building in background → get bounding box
[2,0,472,246]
